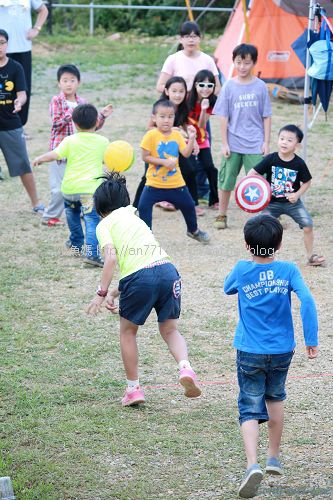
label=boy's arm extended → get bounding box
[220,116,230,158]
[141,148,177,170]
[286,180,311,204]
[13,91,27,114]
[96,103,113,130]
[262,116,271,155]
[33,151,59,166]
[291,266,319,358]
[224,267,239,295]
[180,125,196,158]
[86,243,118,315]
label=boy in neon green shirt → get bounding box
[87,172,202,407]
[34,104,108,266]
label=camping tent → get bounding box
[214,0,333,88]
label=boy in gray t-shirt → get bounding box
[213,44,272,229]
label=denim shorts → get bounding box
[237,350,294,425]
[118,262,181,325]
[263,199,313,229]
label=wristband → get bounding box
[96,286,108,297]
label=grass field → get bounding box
[0,33,332,499]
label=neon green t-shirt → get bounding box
[54,132,109,195]
[96,206,170,279]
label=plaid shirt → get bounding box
[49,92,105,150]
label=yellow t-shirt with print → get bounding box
[140,128,187,189]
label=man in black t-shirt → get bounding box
[247,124,325,267]
[0,29,43,212]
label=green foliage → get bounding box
[49,0,231,36]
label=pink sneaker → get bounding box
[179,368,202,398]
[121,386,145,407]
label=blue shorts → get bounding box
[118,262,181,325]
[263,199,313,229]
[237,350,294,425]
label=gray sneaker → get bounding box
[187,229,210,244]
[238,464,263,498]
[265,457,283,475]
[83,256,104,268]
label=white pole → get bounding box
[89,2,94,36]
[302,0,316,160]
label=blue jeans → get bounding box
[237,350,294,425]
[64,195,100,258]
[138,185,197,233]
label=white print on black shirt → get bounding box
[242,270,289,300]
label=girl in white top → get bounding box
[156,21,221,94]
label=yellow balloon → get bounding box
[104,140,135,173]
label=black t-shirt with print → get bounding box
[254,152,312,203]
[0,58,27,131]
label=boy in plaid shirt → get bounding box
[42,64,112,226]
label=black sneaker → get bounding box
[186,229,210,244]
[83,256,104,268]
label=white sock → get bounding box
[178,360,191,370]
[127,379,139,389]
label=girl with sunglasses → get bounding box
[133,77,204,215]
[187,70,219,208]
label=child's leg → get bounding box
[81,197,100,258]
[133,163,148,208]
[266,400,284,458]
[198,148,219,206]
[120,317,140,381]
[158,318,188,362]
[167,187,198,233]
[64,199,84,250]
[180,155,199,205]
[303,226,314,260]
[159,318,201,398]
[241,420,260,467]
[42,160,66,221]
[138,186,163,229]
[215,153,242,223]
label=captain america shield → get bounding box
[235,175,271,213]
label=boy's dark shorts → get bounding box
[237,350,294,425]
[263,199,313,229]
[118,262,181,325]
[0,128,32,177]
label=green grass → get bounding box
[1,33,332,499]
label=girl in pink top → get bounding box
[156,21,221,94]
[187,70,219,208]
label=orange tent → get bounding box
[214,0,333,88]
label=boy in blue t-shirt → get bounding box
[224,214,318,498]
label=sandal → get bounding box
[307,254,326,267]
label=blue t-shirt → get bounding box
[224,260,318,354]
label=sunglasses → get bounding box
[196,82,215,89]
